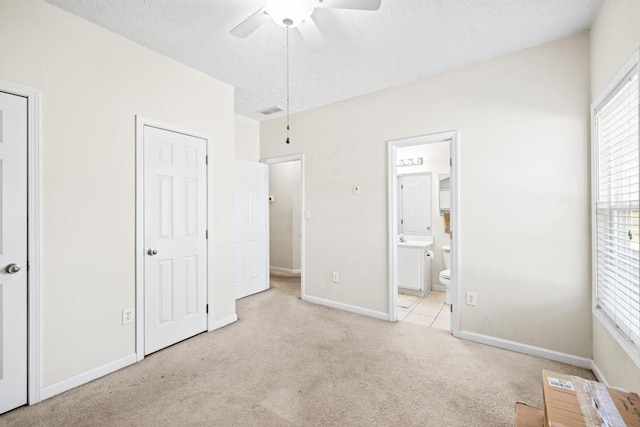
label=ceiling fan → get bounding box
[230,0,382,50]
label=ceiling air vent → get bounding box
[259,105,284,115]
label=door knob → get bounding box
[5,263,21,274]
[147,249,158,256]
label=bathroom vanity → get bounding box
[398,239,433,296]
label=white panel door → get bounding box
[144,126,207,355]
[401,174,431,236]
[0,92,28,413]
[234,160,268,299]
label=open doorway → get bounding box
[262,155,305,299]
[388,131,459,335]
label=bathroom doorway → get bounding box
[387,131,459,334]
[262,155,306,299]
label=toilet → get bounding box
[439,245,451,304]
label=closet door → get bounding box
[0,91,28,414]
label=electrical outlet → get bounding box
[465,291,477,306]
[332,272,339,283]
[122,308,134,325]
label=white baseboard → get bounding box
[431,284,446,292]
[209,314,238,331]
[270,266,301,275]
[591,360,609,385]
[458,330,592,369]
[39,313,238,402]
[302,294,388,321]
[40,353,136,401]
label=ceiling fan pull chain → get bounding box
[286,26,291,144]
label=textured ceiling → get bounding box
[45,0,602,120]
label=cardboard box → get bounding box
[516,402,544,427]
[542,370,640,426]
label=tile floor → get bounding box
[397,290,451,330]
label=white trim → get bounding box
[135,117,144,361]
[458,330,593,369]
[262,154,305,164]
[387,131,460,334]
[449,132,460,337]
[135,116,212,361]
[592,50,640,109]
[261,154,306,299]
[591,360,609,386]
[388,143,398,321]
[0,81,42,405]
[431,284,446,292]
[302,295,388,321]
[209,314,238,331]
[40,354,136,401]
[270,266,301,275]
[590,49,640,369]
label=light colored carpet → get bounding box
[1,275,593,426]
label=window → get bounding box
[592,51,640,359]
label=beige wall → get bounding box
[397,145,433,175]
[235,114,260,161]
[269,161,301,272]
[0,0,235,388]
[261,33,592,357]
[590,0,640,96]
[590,0,640,391]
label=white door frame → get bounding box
[0,80,42,405]
[135,116,211,361]
[387,131,460,336]
[261,154,306,299]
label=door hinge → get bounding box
[401,184,404,189]
[205,155,208,165]
[450,304,453,313]
[206,229,209,239]
[206,304,209,314]
[400,219,404,224]
[450,158,452,167]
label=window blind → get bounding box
[595,67,640,348]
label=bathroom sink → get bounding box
[397,237,433,248]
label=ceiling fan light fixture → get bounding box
[262,0,314,28]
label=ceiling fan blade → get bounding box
[230,7,270,38]
[315,0,381,11]
[296,17,327,51]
